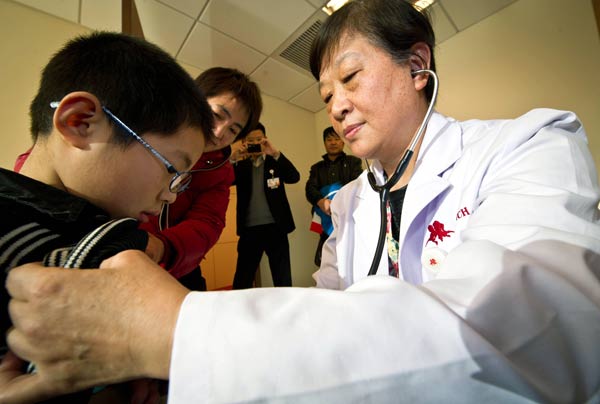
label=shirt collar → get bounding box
[252,154,265,167]
[321,151,347,162]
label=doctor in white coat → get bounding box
[3,0,600,403]
[315,108,600,289]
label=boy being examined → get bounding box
[0,31,213,403]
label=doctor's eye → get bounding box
[342,71,357,84]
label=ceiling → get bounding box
[11,0,516,113]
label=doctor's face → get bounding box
[318,34,424,166]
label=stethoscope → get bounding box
[365,68,439,276]
[158,146,233,231]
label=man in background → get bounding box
[305,126,363,266]
[230,123,300,288]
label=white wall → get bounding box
[435,0,600,171]
[0,0,90,170]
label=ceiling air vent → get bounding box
[279,19,322,74]
[273,10,328,78]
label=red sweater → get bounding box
[139,149,234,279]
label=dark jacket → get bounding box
[233,153,300,236]
[0,168,146,404]
[305,152,363,206]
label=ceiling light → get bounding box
[322,0,349,16]
[321,0,434,16]
[413,0,435,11]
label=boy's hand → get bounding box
[2,251,189,403]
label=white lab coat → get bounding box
[168,109,600,403]
[315,109,600,288]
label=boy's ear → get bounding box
[53,92,104,149]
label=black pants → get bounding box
[314,232,329,267]
[233,224,292,289]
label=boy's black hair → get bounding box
[30,31,214,146]
[194,67,262,141]
[323,126,340,142]
[310,0,437,101]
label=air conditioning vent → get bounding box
[279,19,322,73]
[273,10,328,77]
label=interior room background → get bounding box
[1,0,598,287]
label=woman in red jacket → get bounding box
[140,67,262,290]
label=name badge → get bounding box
[267,177,280,189]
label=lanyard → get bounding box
[385,200,400,277]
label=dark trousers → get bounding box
[233,224,292,289]
[314,232,329,267]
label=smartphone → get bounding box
[247,143,262,153]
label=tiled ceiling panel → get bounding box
[199,0,317,55]
[81,0,121,32]
[179,22,266,74]
[12,0,519,113]
[135,0,195,56]
[429,2,457,44]
[305,0,326,8]
[289,82,324,113]
[251,57,315,100]
[12,0,79,23]
[439,0,516,31]
[157,0,208,19]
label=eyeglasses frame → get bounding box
[50,101,193,193]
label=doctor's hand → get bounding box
[1,251,189,404]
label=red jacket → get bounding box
[13,148,31,172]
[140,149,234,279]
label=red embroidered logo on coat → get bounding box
[426,220,454,245]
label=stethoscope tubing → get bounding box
[365,69,439,276]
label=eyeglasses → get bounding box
[50,102,193,193]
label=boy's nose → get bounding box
[162,189,177,205]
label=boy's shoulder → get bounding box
[0,167,108,226]
[0,168,110,272]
